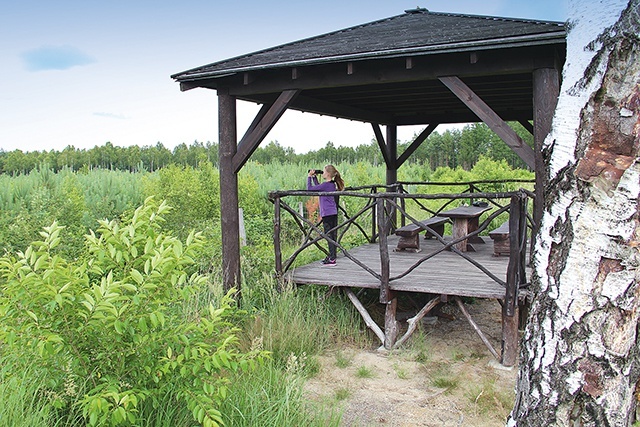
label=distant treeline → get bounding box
[0,122,532,175]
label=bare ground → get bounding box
[304,298,517,427]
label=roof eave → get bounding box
[173,31,565,84]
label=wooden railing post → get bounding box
[273,195,283,280]
[377,196,397,348]
[371,187,377,243]
[501,191,527,366]
[377,197,391,303]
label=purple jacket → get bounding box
[307,176,338,217]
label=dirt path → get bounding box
[304,298,517,426]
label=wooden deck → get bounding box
[287,235,526,300]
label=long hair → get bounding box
[325,164,344,191]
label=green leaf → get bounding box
[130,268,144,284]
[114,320,124,335]
[173,240,183,257]
[26,310,38,323]
[149,312,158,328]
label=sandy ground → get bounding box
[304,298,517,427]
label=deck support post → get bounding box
[394,296,440,348]
[501,305,520,366]
[384,298,399,349]
[501,192,528,366]
[344,288,385,345]
[456,297,500,361]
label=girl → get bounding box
[307,165,345,266]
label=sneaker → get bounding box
[321,257,336,266]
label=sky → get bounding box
[1,0,569,155]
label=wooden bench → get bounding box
[395,216,448,252]
[489,221,510,256]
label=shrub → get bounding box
[0,197,266,427]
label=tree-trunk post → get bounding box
[371,187,377,243]
[273,194,282,279]
[377,196,397,348]
[386,125,398,231]
[532,66,560,251]
[218,89,241,293]
[502,192,526,367]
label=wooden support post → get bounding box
[394,296,440,348]
[455,297,500,361]
[386,125,398,230]
[532,67,560,251]
[501,305,520,366]
[218,89,241,292]
[344,288,385,345]
[384,298,399,350]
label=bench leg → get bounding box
[424,223,444,239]
[396,234,420,252]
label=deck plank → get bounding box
[287,235,527,300]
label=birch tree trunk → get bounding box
[508,1,640,425]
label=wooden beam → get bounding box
[396,123,439,167]
[372,124,392,168]
[232,89,299,173]
[218,46,560,97]
[518,119,534,135]
[439,76,536,169]
[292,94,393,124]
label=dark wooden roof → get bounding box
[172,8,566,126]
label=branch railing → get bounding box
[268,180,534,300]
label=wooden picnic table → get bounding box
[438,205,492,252]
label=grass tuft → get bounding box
[334,350,353,368]
[355,365,375,379]
[220,361,342,427]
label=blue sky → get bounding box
[1,0,568,154]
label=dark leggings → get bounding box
[322,214,338,259]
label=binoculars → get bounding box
[309,169,323,174]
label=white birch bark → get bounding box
[508,0,640,425]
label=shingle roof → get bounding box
[172,8,565,81]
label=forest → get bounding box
[0,123,534,427]
[0,122,533,175]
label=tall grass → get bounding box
[220,362,342,427]
[240,275,367,371]
[0,370,52,427]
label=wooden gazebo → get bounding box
[171,8,566,359]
